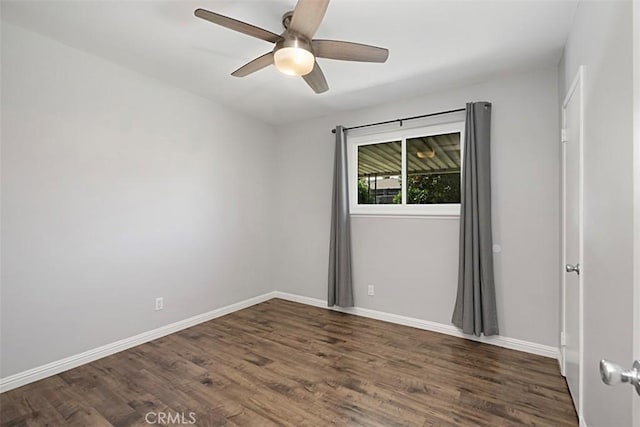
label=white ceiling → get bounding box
[1,0,578,125]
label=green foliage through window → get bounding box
[358,178,375,204]
[392,174,460,204]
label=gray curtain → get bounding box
[451,102,498,336]
[328,126,354,307]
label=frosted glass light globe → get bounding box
[274,47,314,76]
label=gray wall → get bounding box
[273,67,561,347]
[559,1,635,426]
[0,23,277,377]
[0,19,568,381]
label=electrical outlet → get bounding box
[367,285,375,296]
[155,297,164,311]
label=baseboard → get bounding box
[274,291,560,359]
[1,289,560,393]
[0,291,277,393]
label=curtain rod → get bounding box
[331,107,466,134]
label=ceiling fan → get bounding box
[194,0,389,94]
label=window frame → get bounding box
[348,121,465,217]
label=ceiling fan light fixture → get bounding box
[274,46,315,76]
[194,0,389,93]
[273,39,316,76]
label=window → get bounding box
[349,122,464,216]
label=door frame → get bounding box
[561,65,584,420]
[632,1,639,425]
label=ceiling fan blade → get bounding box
[231,52,274,77]
[302,61,328,94]
[194,9,283,44]
[312,40,389,62]
[289,0,330,39]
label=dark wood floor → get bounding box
[1,299,578,426]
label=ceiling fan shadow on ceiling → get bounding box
[194,0,389,94]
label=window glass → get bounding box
[406,133,461,204]
[357,141,402,204]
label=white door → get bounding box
[633,6,639,425]
[562,67,583,417]
[600,12,640,419]
[634,6,639,425]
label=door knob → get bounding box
[565,263,580,275]
[599,359,640,396]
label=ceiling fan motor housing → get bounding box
[278,10,313,56]
[274,36,313,56]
